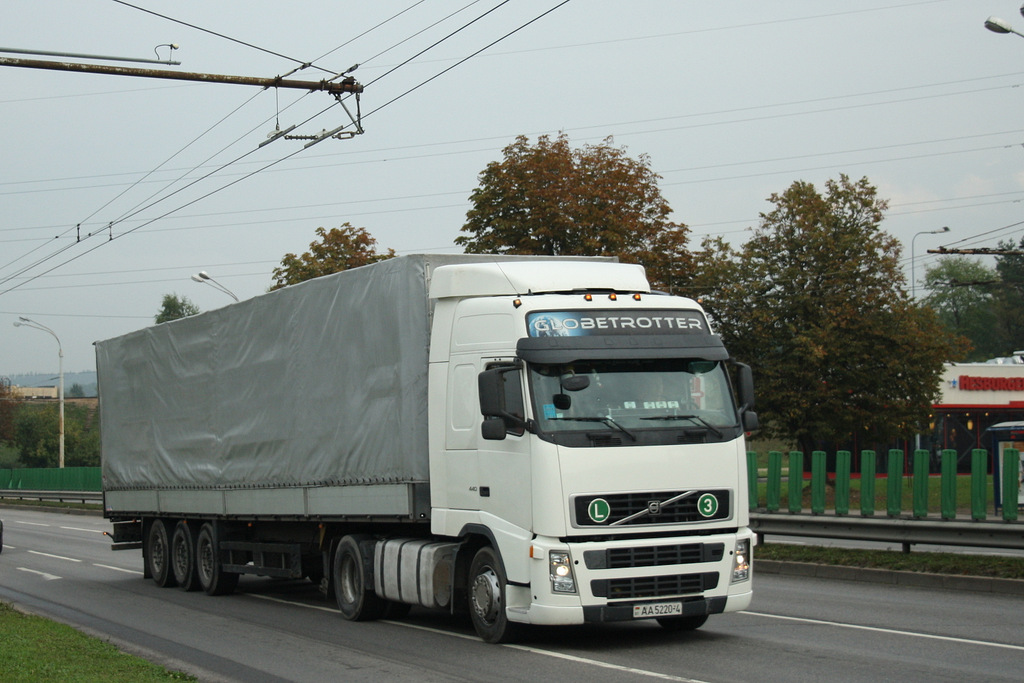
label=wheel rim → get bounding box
[339,553,359,606]
[471,566,501,625]
[172,532,188,578]
[197,534,214,584]
[151,528,167,575]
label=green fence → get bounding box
[746,449,1020,522]
[0,467,102,491]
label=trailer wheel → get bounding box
[171,521,200,591]
[196,523,238,596]
[467,546,522,643]
[333,536,386,621]
[146,519,177,588]
[657,614,708,631]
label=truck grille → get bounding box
[591,572,719,599]
[583,542,724,569]
[573,489,730,527]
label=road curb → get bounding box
[756,559,1024,596]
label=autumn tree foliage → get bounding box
[691,175,962,452]
[271,223,396,290]
[923,257,999,362]
[456,133,691,291]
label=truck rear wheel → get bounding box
[196,523,238,596]
[171,521,200,591]
[146,519,177,588]
[333,535,386,621]
[468,546,522,643]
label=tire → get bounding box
[171,521,200,591]
[467,546,522,644]
[657,614,708,631]
[333,536,386,621]
[146,519,177,588]
[196,523,238,596]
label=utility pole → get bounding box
[0,56,362,95]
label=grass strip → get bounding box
[757,543,1024,579]
[0,602,195,682]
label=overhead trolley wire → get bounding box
[0,1,574,297]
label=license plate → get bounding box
[632,601,682,619]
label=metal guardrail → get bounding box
[750,511,1024,551]
[0,489,101,504]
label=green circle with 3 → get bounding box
[697,493,718,518]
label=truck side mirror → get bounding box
[735,362,755,411]
[478,365,529,440]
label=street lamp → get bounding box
[984,5,1024,37]
[191,271,239,302]
[12,316,64,468]
[911,226,951,299]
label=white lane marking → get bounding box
[60,526,105,534]
[249,594,705,682]
[94,563,144,575]
[18,567,61,581]
[27,550,82,563]
[16,521,50,527]
[742,611,1024,652]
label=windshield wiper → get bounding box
[549,416,636,441]
[640,414,723,438]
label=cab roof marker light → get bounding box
[633,293,642,301]
[608,293,617,301]
[513,298,522,308]
[583,293,593,301]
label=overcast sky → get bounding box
[2,0,1023,375]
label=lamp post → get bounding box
[910,226,950,299]
[985,5,1024,38]
[13,317,64,468]
[191,271,239,302]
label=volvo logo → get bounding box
[647,500,662,516]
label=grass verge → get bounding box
[0,603,195,682]
[757,542,1024,579]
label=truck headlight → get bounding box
[549,550,577,593]
[732,538,750,583]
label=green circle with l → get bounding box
[697,493,719,518]
[588,498,611,523]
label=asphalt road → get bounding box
[2,507,1022,683]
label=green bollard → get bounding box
[912,449,929,518]
[835,450,851,516]
[747,451,759,510]
[767,451,782,512]
[971,449,988,521]
[789,451,804,513]
[1003,449,1020,522]
[940,450,957,520]
[887,449,904,517]
[811,451,826,515]
[860,450,876,516]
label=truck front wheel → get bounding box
[195,523,238,596]
[333,536,386,621]
[468,546,522,643]
[146,519,177,588]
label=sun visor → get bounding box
[516,333,729,364]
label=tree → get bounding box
[922,257,998,361]
[271,223,395,290]
[12,402,99,467]
[455,133,691,291]
[68,383,86,398]
[992,236,1024,355]
[155,293,200,324]
[690,175,962,453]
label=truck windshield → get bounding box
[527,359,741,447]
